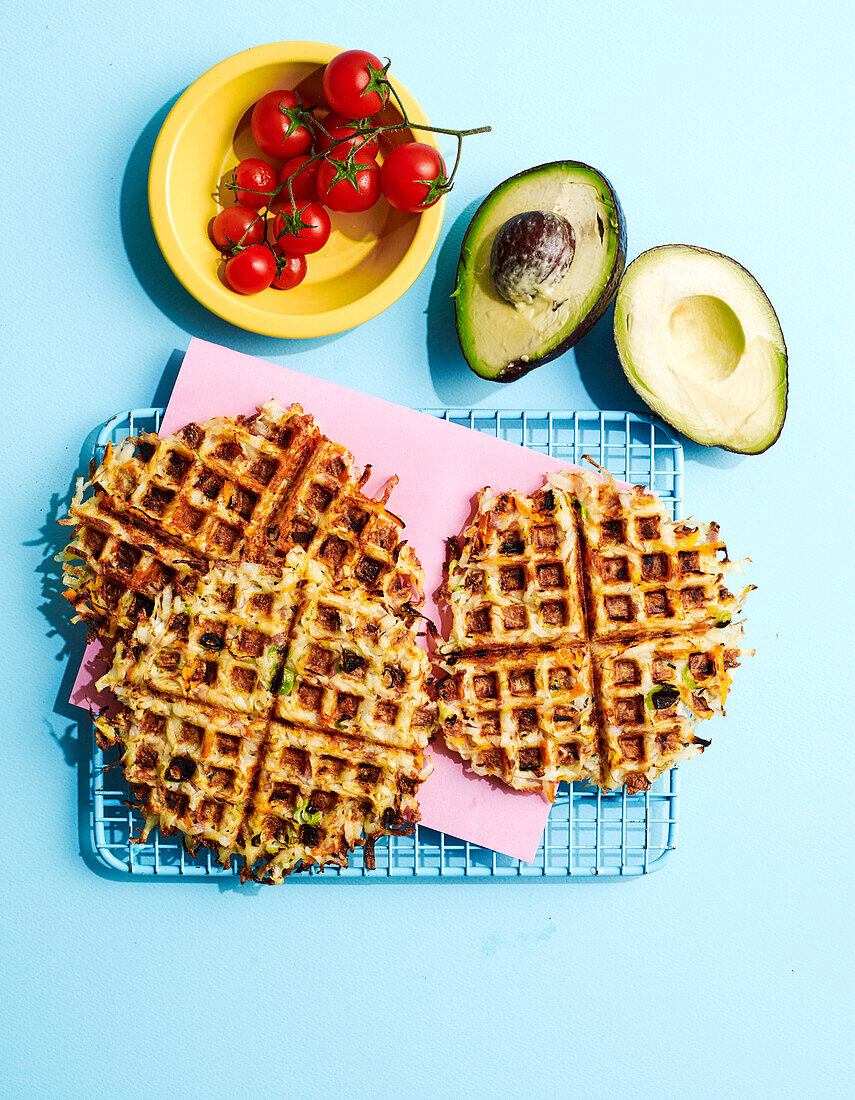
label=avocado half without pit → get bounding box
[614,245,787,453]
[454,162,627,381]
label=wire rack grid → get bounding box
[84,407,684,882]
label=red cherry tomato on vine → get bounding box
[231,158,277,209]
[277,156,319,202]
[270,251,308,290]
[321,125,380,160]
[224,244,276,294]
[316,151,381,213]
[317,113,380,157]
[210,205,264,252]
[251,90,313,160]
[316,111,349,140]
[380,142,447,212]
[322,50,389,120]
[272,202,331,255]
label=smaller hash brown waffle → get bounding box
[436,464,753,797]
[59,402,434,880]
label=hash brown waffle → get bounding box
[109,557,312,716]
[435,645,598,792]
[593,625,743,793]
[250,432,424,612]
[273,585,435,749]
[554,468,745,640]
[92,405,318,560]
[242,720,424,883]
[61,401,435,879]
[97,551,434,880]
[97,694,266,853]
[443,487,586,649]
[58,497,204,636]
[436,464,751,795]
[59,400,424,640]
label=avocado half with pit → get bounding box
[614,245,787,453]
[454,161,627,381]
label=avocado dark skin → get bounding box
[454,161,627,382]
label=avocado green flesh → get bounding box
[456,163,624,380]
[615,245,787,453]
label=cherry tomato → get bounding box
[251,90,313,160]
[316,113,380,157]
[321,125,380,161]
[231,158,277,209]
[277,156,319,202]
[224,244,276,294]
[316,110,349,139]
[271,251,308,290]
[316,150,381,213]
[272,202,331,255]
[380,142,447,212]
[210,205,264,252]
[322,50,389,120]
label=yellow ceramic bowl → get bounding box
[149,41,445,337]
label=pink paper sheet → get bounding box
[70,337,582,862]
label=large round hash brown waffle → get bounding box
[59,402,434,880]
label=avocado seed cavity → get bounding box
[661,294,746,384]
[490,210,575,304]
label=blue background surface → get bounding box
[3,3,853,1097]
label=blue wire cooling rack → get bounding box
[85,408,684,881]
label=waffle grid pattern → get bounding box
[85,407,684,881]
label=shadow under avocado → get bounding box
[679,438,745,469]
[574,301,646,414]
[426,201,505,407]
[120,95,343,359]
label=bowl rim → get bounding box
[148,40,445,338]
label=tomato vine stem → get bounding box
[223,75,490,253]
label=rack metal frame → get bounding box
[85,407,684,881]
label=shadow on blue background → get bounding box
[119,95,344,359]
[28,427,107,873]
[426,200,503,407]
[152,347,186,408]
[574,301,644,412]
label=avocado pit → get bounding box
[490,210,575,304]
